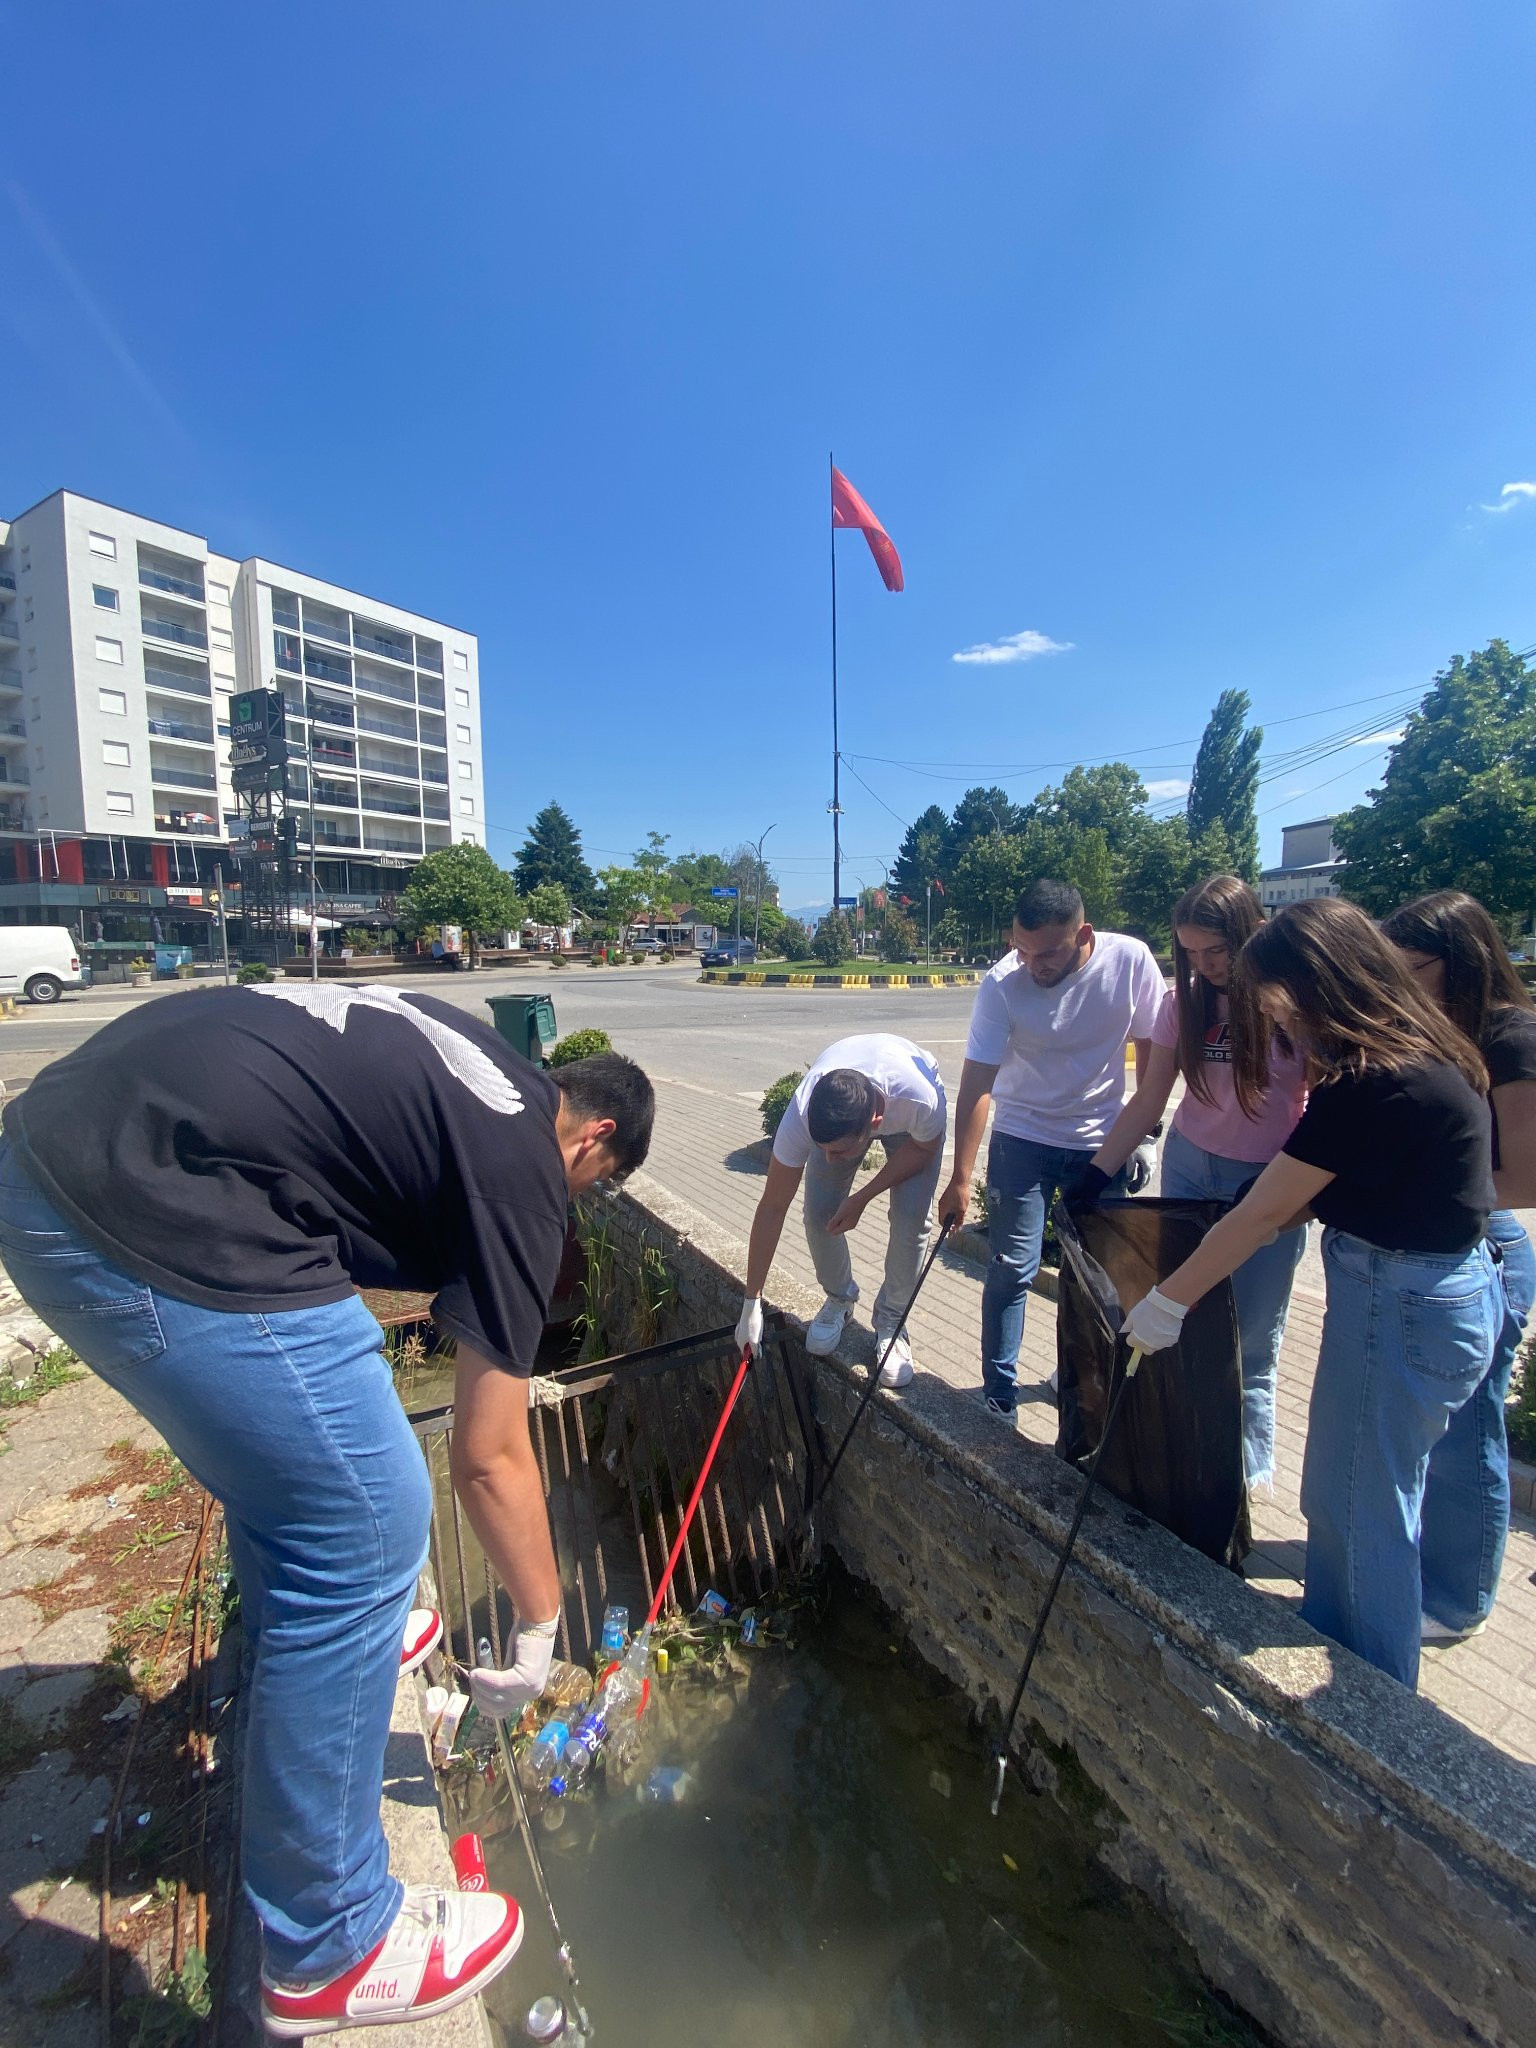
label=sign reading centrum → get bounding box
[230,688,289,792]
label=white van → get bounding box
[0,927,89,1005]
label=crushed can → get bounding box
[698,1589,729,1620]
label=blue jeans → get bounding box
[1159,1125,1306,1491]
[982,1133,1125,1412]
[1419,1211,1534,1631]
[0,1140,431,1981]
[1301,1228,1500,1689]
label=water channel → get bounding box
[448,1567,1260,2048]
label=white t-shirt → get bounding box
[772,1033,947,1169]
[963,932,1165,1149]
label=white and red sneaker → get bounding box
[400,1608,443,1677]
[261,1884,523,2036]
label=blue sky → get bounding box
[5,2,1535,913]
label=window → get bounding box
[207,580,231,603]
[457,760,473,779]
[99,688,127,717]
[106,791,134,816]
[93,584,119,611]
[455,723,472,745]
[460,828,477,843]
[95,636,124,665]
[88,530,117,560]
[102,740,131,767]
[458,796,475,816]
[453,686,470,709]
[452,650,469,672]
[210,625,233,651]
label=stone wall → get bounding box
[595,1171,1536,2048]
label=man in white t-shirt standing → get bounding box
[735,1033,947,1386]
[937,880,1165,1420]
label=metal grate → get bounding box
[408,1316,820,1672]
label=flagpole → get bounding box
[829,451,841,921]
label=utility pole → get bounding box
[926,879,932,966]
[306,715,319,981]
[752,823,776,948]
[213,863,231,984]
[829,452,842,918]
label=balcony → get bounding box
[141,611,208,651]
[154,810,219,836]
[357,747,417,780]
[0,760,29,788]
[354,666,415,705]
[0,572,15,592]
[272,599,300,630]
[0,616,19,643]
[303,648,352,687]
[302,611,351,649]
[313,826,361,849]
[417,679,445,709]
[356,708,416,743]
[420,750,448,786]
[314,780,359,809]
[139,566,205,603]
[307,694,354,730]
[418,718,447,749]
[360,790,422,819]
[146,664,211,699]
[0,720,25,740]
[415,641,443,674]
[312,744,357,773]
[275,631,301,674]
[151,764,218,792]
[0,669,20,693]
[423,792,451,820]
[146,717,214,744]
[363,828,422,854]
[353,626,413,666]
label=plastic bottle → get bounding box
[522,1716,571,1796]
[599,1603,629,1655]
[550,1635,653,1798]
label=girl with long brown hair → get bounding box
[1121,897,1500,1690]
[1381,890,1536,1641]
[1084,875,1308,1491]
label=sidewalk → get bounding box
[641,1071,1536,1770]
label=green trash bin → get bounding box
[485,993,558,1065]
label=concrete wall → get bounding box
[592,1170,1536,2048]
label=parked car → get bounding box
[0,927,89,1004]
[700,940,757,967]
[630,936,662,953]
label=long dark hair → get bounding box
[1379,890,1533,1048]
[1237,898,1487,1092]
[1169,875,1270,1116]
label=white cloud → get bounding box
[1480,481,1536,514]
[1143,778,1189,801]
[952,629,1073,665]
[1353,729,1403,745]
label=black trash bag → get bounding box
[1052,1197,1250,1571]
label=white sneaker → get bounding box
[805,1296,855,1355]
[873,1322,914,1389]
[1420,1613,1487,1645]
[1045,1369,1058,1397]
[400,1608,443,1676]
[261,1884,523,2035]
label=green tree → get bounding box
[1186,690,1262,882]
[404,844,523,964]
[524,881,572,934]
[878,908,920,962]
[1333,641,1536,927]
[946,786,1027,866]
[891,804,951,899]
[515,802,597,909]
[669,850,734,906]
[595,866,645,938]
[777,916,812,960]
[1031,762,1148,852]
[754,902,797,958]
[812,912,854,966]
[951,833,1029,948]
[633,832,673,920]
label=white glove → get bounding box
[1120,1287,1188,1354]
[1124,1141,1157,1194]
[735,1295,764,1358]
[468,1617,558,1721]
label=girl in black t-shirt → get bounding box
[1122,897,1500,1690]
[1382,890,1536,1641]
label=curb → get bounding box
[697,969,981,989]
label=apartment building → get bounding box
[0,489,483,962]
[1259,817,1344,910]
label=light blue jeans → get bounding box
[803,1131,943,1329]
[1301,1228,1500,1689]
[1419,1210,1534,1632]
[1159,1125,1306,1491]
[0,1139,431,1982]
[981,1133,1127,1412]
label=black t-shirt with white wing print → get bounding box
[2,984,568,1376]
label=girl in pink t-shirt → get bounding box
[1088,875,1308,1493]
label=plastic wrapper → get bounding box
[1053,1197,1249,1570]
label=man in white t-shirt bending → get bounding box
[936,880,1164,1420]
[735,1033,947,1387]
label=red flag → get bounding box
[832,467,904,592]
[933,879,945,896]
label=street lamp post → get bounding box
[752,823,776,948]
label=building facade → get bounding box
[1259,817,1344,911]
[0,490,483,967]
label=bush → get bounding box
[586,951,606,967]
[658,947,675,963]
[760,1070,805,1139]
[878,910,921,963]
[176,962,197,979]
[630,951,645,966]
[548,1027,614,1068]
[549,951,566,968]
[237,961,274,984]
[813,912,854,966]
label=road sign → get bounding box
[710,886,740,899]
[836,896,859,907]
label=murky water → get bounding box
[454,1571,1257,2048]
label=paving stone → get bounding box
[19,1606,114,1673]
[0,1595,43,1653]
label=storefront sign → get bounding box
[165,888,204,906]
[98,886,146,904]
